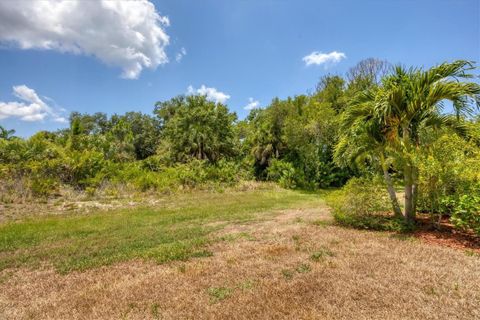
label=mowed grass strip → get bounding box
[0,189,322,273]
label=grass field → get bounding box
[0,188,322,273]
[1,187,479,319]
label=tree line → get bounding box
[1,58,479,233]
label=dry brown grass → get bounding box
[1,202,480,319]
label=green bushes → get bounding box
[450,194,480,235]
[266,159,298,189]
[327,177,412,232]
[415,133,480,233]
[328,177,390,216]
[0,156,253,202]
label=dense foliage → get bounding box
[1,58,479,235]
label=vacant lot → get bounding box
[1,188,479,319]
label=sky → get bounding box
[0,0,478,137]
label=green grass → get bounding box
[310,247,335,262]
[0,189,323,273]
[295,263,311,273]
[207,286,233,302]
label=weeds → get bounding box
[281,269,294,280]
[207,287,233,302]
[310,247,335,262]
[296,263,311,273]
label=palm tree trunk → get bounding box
[402,126,415,223]
[380,154,402,217]
[412,167,418,215]
[384,168,403,218]
[404,164,415,222]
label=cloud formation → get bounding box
[244,97,260,110]
[176,47,187,62]
[187,85,231,104]
[0,0,170,79]
[0,85,67,122]
[303,51,346,67]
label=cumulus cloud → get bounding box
[303,51,346,67]
[0,0,170,79]
[176,47,187,62]
[244,97,260,110]
[0,85,67,122]
[187,85,231,104]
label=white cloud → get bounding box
[244,97,260,110]
[302,51,346,67]
[176,47,187,62]
[0,85,67,122]
[187,85,230,104]
[0,0,170,79]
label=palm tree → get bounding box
[343,60,480,222]
[336,89,403,217]
[0,125,16,140]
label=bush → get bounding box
[416,134,480,216]
[450,194,480,235]
[64,150,106,189]
[328,176,390,216]
[326,176,411,232]
[267,159,298,189]
[102,159,252,193]
[30,176,59,198]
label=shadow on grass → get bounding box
[333,212,415,233]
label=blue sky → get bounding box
[0,0,478,137]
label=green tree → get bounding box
[0,125,16,140]
[105,118,135,162]
[315,75,347,113]
[342,60,480,222]
[335,101,402,217]
[154,95,237,162]
[111,112,161,160]
[69,112,110,135]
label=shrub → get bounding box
[450,194,480,235]
[267,159,298,189]
[327,176,412,232]
[328,176,390,216]
[64,150,106,189]
[30,176,58,198]
[416,134,480,216]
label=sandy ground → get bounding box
[1,204,479,319]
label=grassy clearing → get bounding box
[1,189,479,319]
[0,188,323,273]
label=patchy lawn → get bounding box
[0,188,321,273]
[1,188,479,319]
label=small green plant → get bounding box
[237,279,255,290]
[207,287,233,302]
[296,263,311,273]
[293,217,303,223]
[310,247,334,262]
[312,219,332,227]
[150,303,160,319]
[191,250,213,258]
[177,264,186,273]
[465,250,480,258]
[281,269,294,279]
